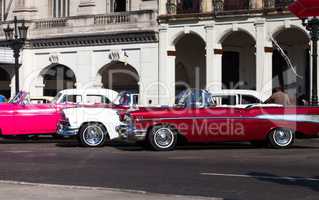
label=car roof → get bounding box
[208,89,267,101]
[58,88,118,95]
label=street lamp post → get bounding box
[3,16,28,95]
[303,17,319,105]
[289,0,319,105]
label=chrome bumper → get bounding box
[116,124,147,141]
[57,121,79,136]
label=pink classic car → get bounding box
[0,90,133,138]
[0,92,61,137]
[118,89,319,151]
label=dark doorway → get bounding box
[224,0,249,11]
[175,33,206,96]
[0,67,11,98]
[100,61,139,93]
[177,0,201,13]
[222,51,239,89]
[114,0,126,12]
[42,65,76,97]
[272,49,288,89]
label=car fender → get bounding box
[62,107,122,140]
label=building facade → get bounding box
[0,0,314,106]
[158,0,311,105]
[0,0,159,105]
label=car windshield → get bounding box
[113,91,138,106]
[51,92,62,104]
[8,92,30,104]
[175,89,214,108]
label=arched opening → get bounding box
[221,31,256,90]
[41,64,76,97]
[99,61,139,93]
[272,28,310,102]
[0,67,11,98]
[113,0,126,12]
[175,33,206,95]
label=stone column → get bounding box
[159,25,175,105]
[159,0,168,15]
[255,18,273,99]
[205,22,222,91]
[202,0,213,12]
[76,50,93,89]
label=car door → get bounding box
[0,103,17,135]
[14,103,58,134]
[190,106,248,142]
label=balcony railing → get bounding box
[213,0,294,15]
[165,0,294,15]
[21,10,156,39]
[94,12,131,25]
[35,18,68,29]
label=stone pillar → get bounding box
[76,50,93,89]
[202,0,213,12]
[140,46,159,106]
[159,0,168,15]
[159,25,175,105]
[205,23,222,91]
[255,18,273,99]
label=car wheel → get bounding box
[78,123,108,147]
[148,125,177,151]
[268,128,294,149]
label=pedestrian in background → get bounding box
[265,87,292,106]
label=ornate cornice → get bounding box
[28,31,158,49]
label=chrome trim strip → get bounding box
[135,115,319,124]
[256,114,319,124]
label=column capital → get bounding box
[159,25,168,31]
[204,22,215,30]
[254,18,266,27]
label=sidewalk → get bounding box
[0,180,222,200]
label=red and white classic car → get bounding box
[118,89,319,151]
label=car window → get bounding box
[30,99,48,104]
[241,95,261,104]
[212,95,237,105]
[132,94,139,105]
[86,95,110,104]
[61,95,82,103]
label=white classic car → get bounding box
[58,107,124,147]
[52,88,119,105]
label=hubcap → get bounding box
[154,128,174,149]
[273,129,293,146]
[83,125,104,146]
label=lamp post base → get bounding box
[311,96,319,105]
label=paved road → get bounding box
[0,138,318,200]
